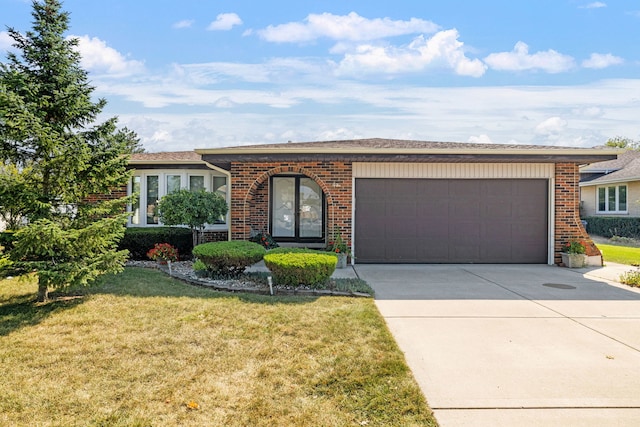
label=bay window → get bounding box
[129,171,228,227]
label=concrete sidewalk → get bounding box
[355,263,640,427]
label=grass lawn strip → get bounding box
[0,268,437,426]
[595,243,640,266]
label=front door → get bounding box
[270,176,325,243]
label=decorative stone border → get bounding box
[133,262,373,298]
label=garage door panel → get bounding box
[355,178,548,264]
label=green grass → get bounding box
[0,268,436,426]
[595,243,640,266]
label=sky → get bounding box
[1,0,639,152]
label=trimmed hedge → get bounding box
[583,217,640,239]
[263,252,337,288]
[193,240,266,277]
[267,247,323,254]
[119,227,193,260]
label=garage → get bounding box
[354,178,549,264]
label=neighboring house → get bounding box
[127,151,230,242]
[580,150,640,217]
[181,138,618,265]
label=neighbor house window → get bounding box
[597,185,627,213]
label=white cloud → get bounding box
[484,41,575,73]
[207,13,242,31]
[468,134,493,144]
[73,35,144,76]
[336,30,486,77]
[535,117,568,136]
[0,31,13,51]
[258,12,439,43]
[582,53,624,69]
[580,2,607,9]
[173,20,194,29]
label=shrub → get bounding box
[263,252,337,288]
[583,217,640,239]
[267,247,320,254]
[118,227,193,260]
[619,269,640,287]
[250,232,279,249]
[146,243,179,263]
[192,240,266,277]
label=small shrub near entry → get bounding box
[264,252,337,288]
[192,240,266,277]
[250,232,279,249]
[146,243,179,263]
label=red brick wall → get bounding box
[230,162,353,247]
[554,163,600,264]
[84,185,127,203]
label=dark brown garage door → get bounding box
[355,179,548,263]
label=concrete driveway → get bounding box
[354,264,640,427]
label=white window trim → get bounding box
[596,184,628,214]
[128,169,230,229]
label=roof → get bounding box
[195,138,621,169]
[196,138,618,156]
[130,151,202,164]
[579,150,640,185]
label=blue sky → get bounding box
[1,0,639,152]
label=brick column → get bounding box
[554,163,600,264]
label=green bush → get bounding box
[192,240,266,277]
[118,227,194,260]
[583,217,640,239]
[267,247,320,254]
[263,252,337,288]
[620,269,640,287]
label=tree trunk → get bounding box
[37,277,49,302]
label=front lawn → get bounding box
[0,268,437,426]
[595,243,640,266]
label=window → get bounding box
[131,176,141,225]
[146,176,159,224]
[597,185,627,213]
[129,171,228,227]
[167,175,181,194]
[270,176,324,242]
[212,176,227,224]
[189,175,205,192]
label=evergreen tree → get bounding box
[0,0,138,301]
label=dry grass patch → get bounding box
[0,268,437,426]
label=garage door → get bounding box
[354,179,548,263]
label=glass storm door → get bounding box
[271,176,324,242]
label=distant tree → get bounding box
[0,0,137,301]
[157,189,228,247]
[604,136,639,150]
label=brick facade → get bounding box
[230,160,600,264]
[230,161,353,247]
[554,163,600,263]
